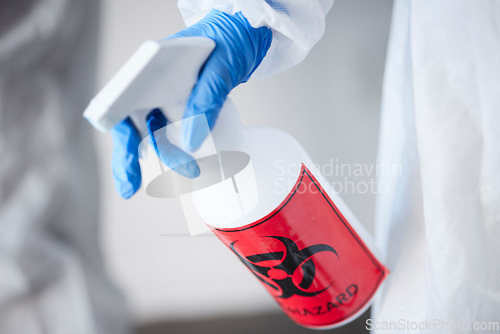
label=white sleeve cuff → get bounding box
[177,0,334,78]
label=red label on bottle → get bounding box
[210,164,389,328]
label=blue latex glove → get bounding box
[111,9,272,199]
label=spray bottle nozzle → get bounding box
[83,37,215,136]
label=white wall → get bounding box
[95,0,393,324]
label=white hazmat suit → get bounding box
[178,0,500,332]
[0,0,129,333]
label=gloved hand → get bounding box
[110,9,272,199]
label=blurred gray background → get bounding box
[94,0,393,331]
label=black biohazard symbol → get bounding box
[230,236,339,299]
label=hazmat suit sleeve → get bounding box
[177,0,334,78]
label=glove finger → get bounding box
[168,24,205,40]
[181,57,230,152]
[147,109,200,178]
[111,117,142,199]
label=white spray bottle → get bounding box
[83,37,388,329]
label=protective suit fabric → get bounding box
[374,0,500,332]
[178,0,500,331]
[177,0,334,78]
[0,0,130,333]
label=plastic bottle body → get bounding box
[185,101,388,328]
